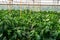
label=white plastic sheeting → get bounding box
[0,0,60,4]
[0,0,60,11]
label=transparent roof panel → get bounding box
[0,0,7,1]
[13,0,20,2]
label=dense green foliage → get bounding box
[0,10,60,40]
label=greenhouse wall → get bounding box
[0,0,60,11]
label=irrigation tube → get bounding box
[0,4,60,6]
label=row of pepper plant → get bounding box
[0,10,60,40]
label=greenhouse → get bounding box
[0,0,60,40]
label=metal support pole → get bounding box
[8,0,13,10]
[20,0,22,17]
